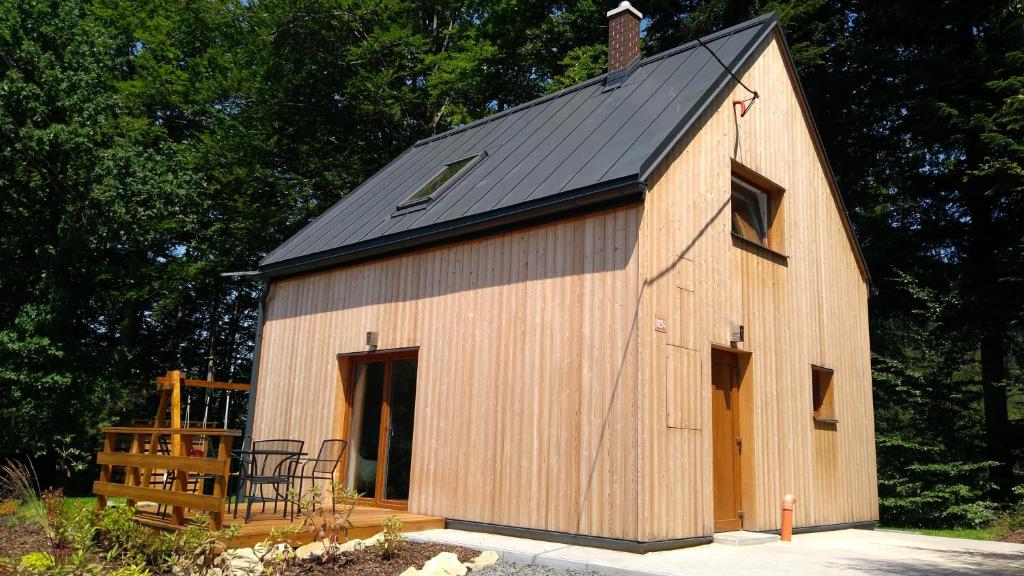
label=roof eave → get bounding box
[259,176,646,280]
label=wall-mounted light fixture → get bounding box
[729,321,745,344]
[366,331,379,351]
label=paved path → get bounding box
[408,528,1024,575]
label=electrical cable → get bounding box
[697,37,759,115]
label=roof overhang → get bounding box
[259,176,646,280]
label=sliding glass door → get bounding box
[345,353,418,507]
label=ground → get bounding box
[275,543,481,576]
[409,528,1024,576]
[4,497,1022,575]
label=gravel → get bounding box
[474,561,602,576]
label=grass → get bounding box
[12,496,125,519]
[880,525,1003,541]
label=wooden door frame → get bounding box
[710,345,757,531]
[335,348,419,511]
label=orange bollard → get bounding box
[781,494,797,542]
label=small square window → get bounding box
[812,365,836,424]
[731,177,769,246]
[729,167,784,254]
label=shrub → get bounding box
[94,505,173,566]
[16,552,55,574]
[876,436,1000,528]
[160,513,240,575]
[377,515,404,559]
[296,483,361,561]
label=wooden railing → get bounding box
[94,426,240,529]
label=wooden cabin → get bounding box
[250,6,877,551]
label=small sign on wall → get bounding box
[655,315,668,333]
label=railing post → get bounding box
[211,435,233,530]
[170,432,192,526]
[169,370,183,455]
[125,432,143,507]
[96,431,116,511]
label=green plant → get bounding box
[0,555,15,575]
[0,460,49,537]
[106,565,152,576]
[377,515,404,559]
[16,552,55,574]
[161,513,240,575]
[295,484,361,561]
[94,505,172,566]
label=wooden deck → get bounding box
[135,504,445,548]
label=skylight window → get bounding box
[398,153,484,208]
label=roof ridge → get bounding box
[412,12,777,148]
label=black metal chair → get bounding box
[234,438,304,521]
[289,439,348,518]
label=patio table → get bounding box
[232,446,307,522]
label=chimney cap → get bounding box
[607,1,642,19]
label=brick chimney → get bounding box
[607,1,642,74]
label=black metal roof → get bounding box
[261,14,779,277]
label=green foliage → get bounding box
[548,44,607,93]
[377,515,405,559]
[295,483,361,560]
[158,513,240,575]
[16,552,56,574]
[94,505,173,567]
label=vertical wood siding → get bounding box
[255,31,876,543]
[637,33,877,541]
[254,207,642,540]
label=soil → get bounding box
[0,513,48,568]
[275,541,482,576]
[999,528,1024,544]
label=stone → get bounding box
[464,551,499,571]
[399,567,419,576]
[421,552,468,576]
[295,539,329,560]
[220,547,263,576]
[362,531,385,546]
[337,538,366,552]
[255,541,294,562]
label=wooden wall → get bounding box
[254,206,643,540]
[637,31,877,541]
[255,30,877,543]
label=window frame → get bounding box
[731,176,770,246]
[811,364,837,425]
[396,152,486,210]
[729,162,786,255]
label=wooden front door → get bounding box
[711,350,743,531]
[345,352,418,508]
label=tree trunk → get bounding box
[980,326,1013,501]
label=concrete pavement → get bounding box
[407,527,1024,575]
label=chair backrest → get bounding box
[251,439,304,477]
[313,439,348,475]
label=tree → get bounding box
[0,0,200,482]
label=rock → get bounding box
[464,551,499,571]
[362,531,385,546]
[337,538,366,552]
[421,552,468,576]
[255,541,294,562]
[295,539,329,560]
[220,547,263,576]
[400,567,420,576]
